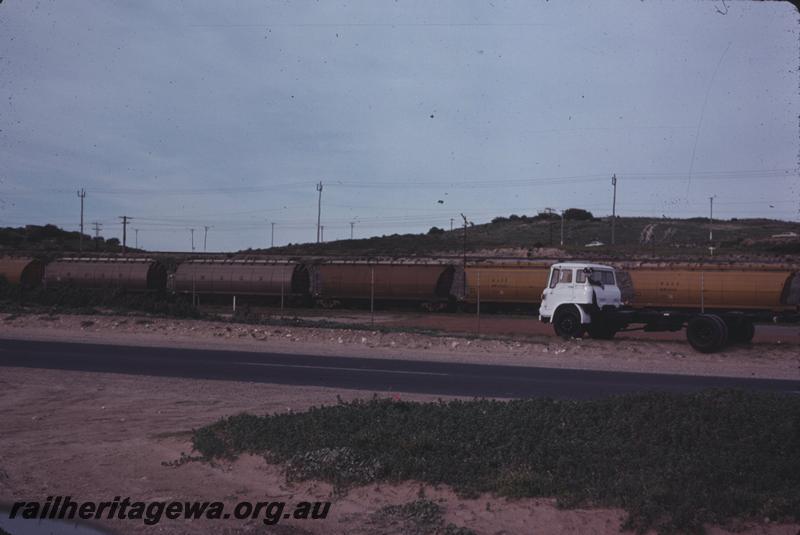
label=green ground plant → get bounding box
[192,390,800,534]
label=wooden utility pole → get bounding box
[77,189,86,251]
[92,221,102,250]
[119,215,130,253]
[460,213,468,298]
[611,174,617,245]
[708,196,715,242]
[316,181,323,243]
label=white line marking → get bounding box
[239,361,449,377]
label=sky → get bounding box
[0,0,798,252]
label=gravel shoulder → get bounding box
[1,312,798,380]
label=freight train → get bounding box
[1,256,798,347]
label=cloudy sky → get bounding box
[1,1,797,251]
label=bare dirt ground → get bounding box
[1,311,799,534]
[2,368,798,535]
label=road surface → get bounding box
[0,338,797,399]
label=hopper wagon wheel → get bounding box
[686,314,726,353]
[553,305,585,340]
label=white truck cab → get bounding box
[539,262,622,339]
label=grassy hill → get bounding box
[257,214,800,260]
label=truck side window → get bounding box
[576,271,586,283]
[549,269,560,288]
[559,270,573,284]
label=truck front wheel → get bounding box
[553,306,585,340]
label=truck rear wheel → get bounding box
[729,320,755,344]
[587,320,617,340]
[686,314,726,353]
[553,305,585,340]
[710,315,729,347]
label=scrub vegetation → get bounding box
[368,499,476,535]
[192,390,800,534]
[0,278,200,318]
[260,215,800,258]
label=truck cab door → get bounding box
[544,268,575,315]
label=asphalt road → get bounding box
[1,338,798,399]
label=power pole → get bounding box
[316,181,323,243]
[134,228,139,249]
[271,222,275,248]
[119,215,130,254]
[203,225,211,252]
[709,196,715,242]
[190,228,195,252]
[460,213,468,298]
[450,218,454,232]
[350,221,355,239]
[320,225,324,243]
[92,221,102,251]
[611,174,617,245]
[560,211,565,246]
[77,189,86,251]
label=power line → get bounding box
[6,168,794,197]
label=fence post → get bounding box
[700,272,705,314]
[370,266,375,327]
[280,277,285,313]
[233,295,236,313]
[476,270,481,335]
